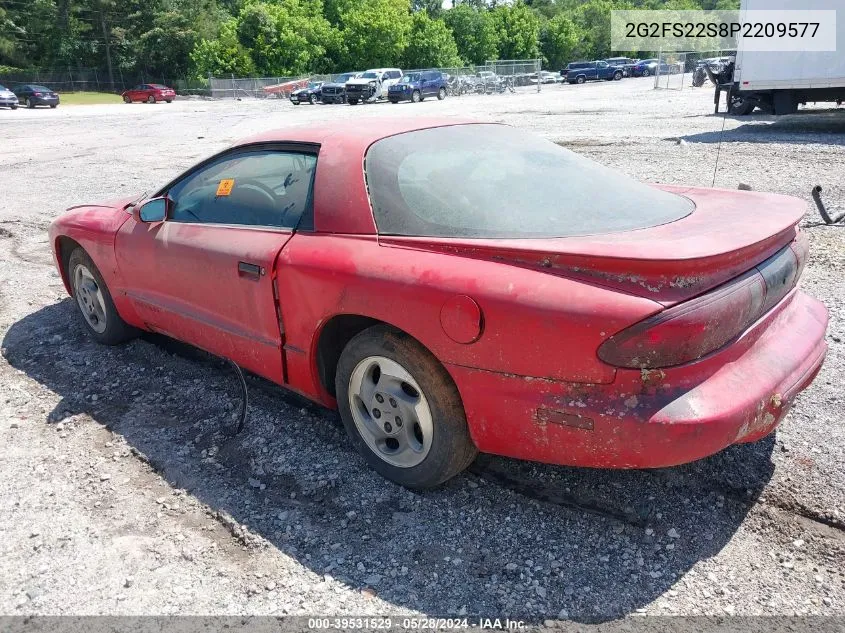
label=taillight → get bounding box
[598,240,802,369]
[34,92,42,96]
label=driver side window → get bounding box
[166,150,317,229]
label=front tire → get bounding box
[146,95,155,104]
[309,94,316,105]
[576,76,586,84]
[335,325,477,489]
[10,104,17,110]
[642,68,651,77]
[411,90,421,103]
[123,95,131,103]
[68,248,139,345]
[437,87,446,100]
[613,71,622,81]
[348,98,358,105]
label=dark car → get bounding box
[605,57,637,77]
[13,84,60,108]
[290,82,324,105]
[388,71,447,103]
[121,84,176,103]
[0,84,19,109]
[565,61,622,84]
[320,72,360,104]
[631,59,677,78]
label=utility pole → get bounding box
[98,1,115,90]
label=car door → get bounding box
[114,145,319,383]
[596,61,608,79]
[422,72,433,96]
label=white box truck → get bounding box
[726,0,845,115]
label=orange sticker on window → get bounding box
[216,178,235,196]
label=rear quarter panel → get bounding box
[277,233,664,403]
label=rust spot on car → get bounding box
[535,408,594,431]
[770,392,783,408]
[640,368,666,385]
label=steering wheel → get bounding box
[231,177,278,207]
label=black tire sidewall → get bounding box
[335,325,477,489]
[438,88,446,100]
[68,248,138,345]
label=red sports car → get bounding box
[121,83,176,104]
[48,119,828,489]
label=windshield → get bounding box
[365,124,694,239]
[0,85,7,91]
[307,82,321,89]
[361,72,378,79]
[400,74,420,84]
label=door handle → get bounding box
[238,261,262,280]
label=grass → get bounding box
[57,91,125,105]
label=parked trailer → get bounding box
[725,0,845,115]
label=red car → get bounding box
[121,83,176,104]
[47,119,828,489]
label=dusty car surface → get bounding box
[48,119,828,489]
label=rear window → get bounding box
[365,124,694,239]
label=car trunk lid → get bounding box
[379,185,807,304]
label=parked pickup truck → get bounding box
[566,61,623,84]
[345,68,402,104]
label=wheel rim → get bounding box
[73,264,108,334]
[348,355,433,468]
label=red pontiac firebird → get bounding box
[48,119,828,489]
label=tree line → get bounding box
[0,0,739,84]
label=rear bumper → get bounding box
[448,289,828,469]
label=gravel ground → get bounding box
[0,78,844,622]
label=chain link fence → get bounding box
[654,50,735,91]
[0,68,209,95]
[209,59,543,100]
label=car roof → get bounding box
[236,118,483,234]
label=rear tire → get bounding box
[123,95,131,103]
[26,98,34,108]
[437,87,446,100]
[68,248,139,346]
[50,104,57,108]
[335,325,477,489]
[773,91,798,115]
[576,76,585,84]
[165,99,172,103]
[642,68,651,77]
[146,95,155,104]
[10,104,17,110]
[613,71,623,81]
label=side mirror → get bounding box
[137,196,169,223]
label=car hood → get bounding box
[66,195,140,212]
[347,78,377,86]
[379,186,806,304]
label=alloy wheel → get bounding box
[348,355,433,468]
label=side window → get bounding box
[167,150,317,229]
[389,70,401,79]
